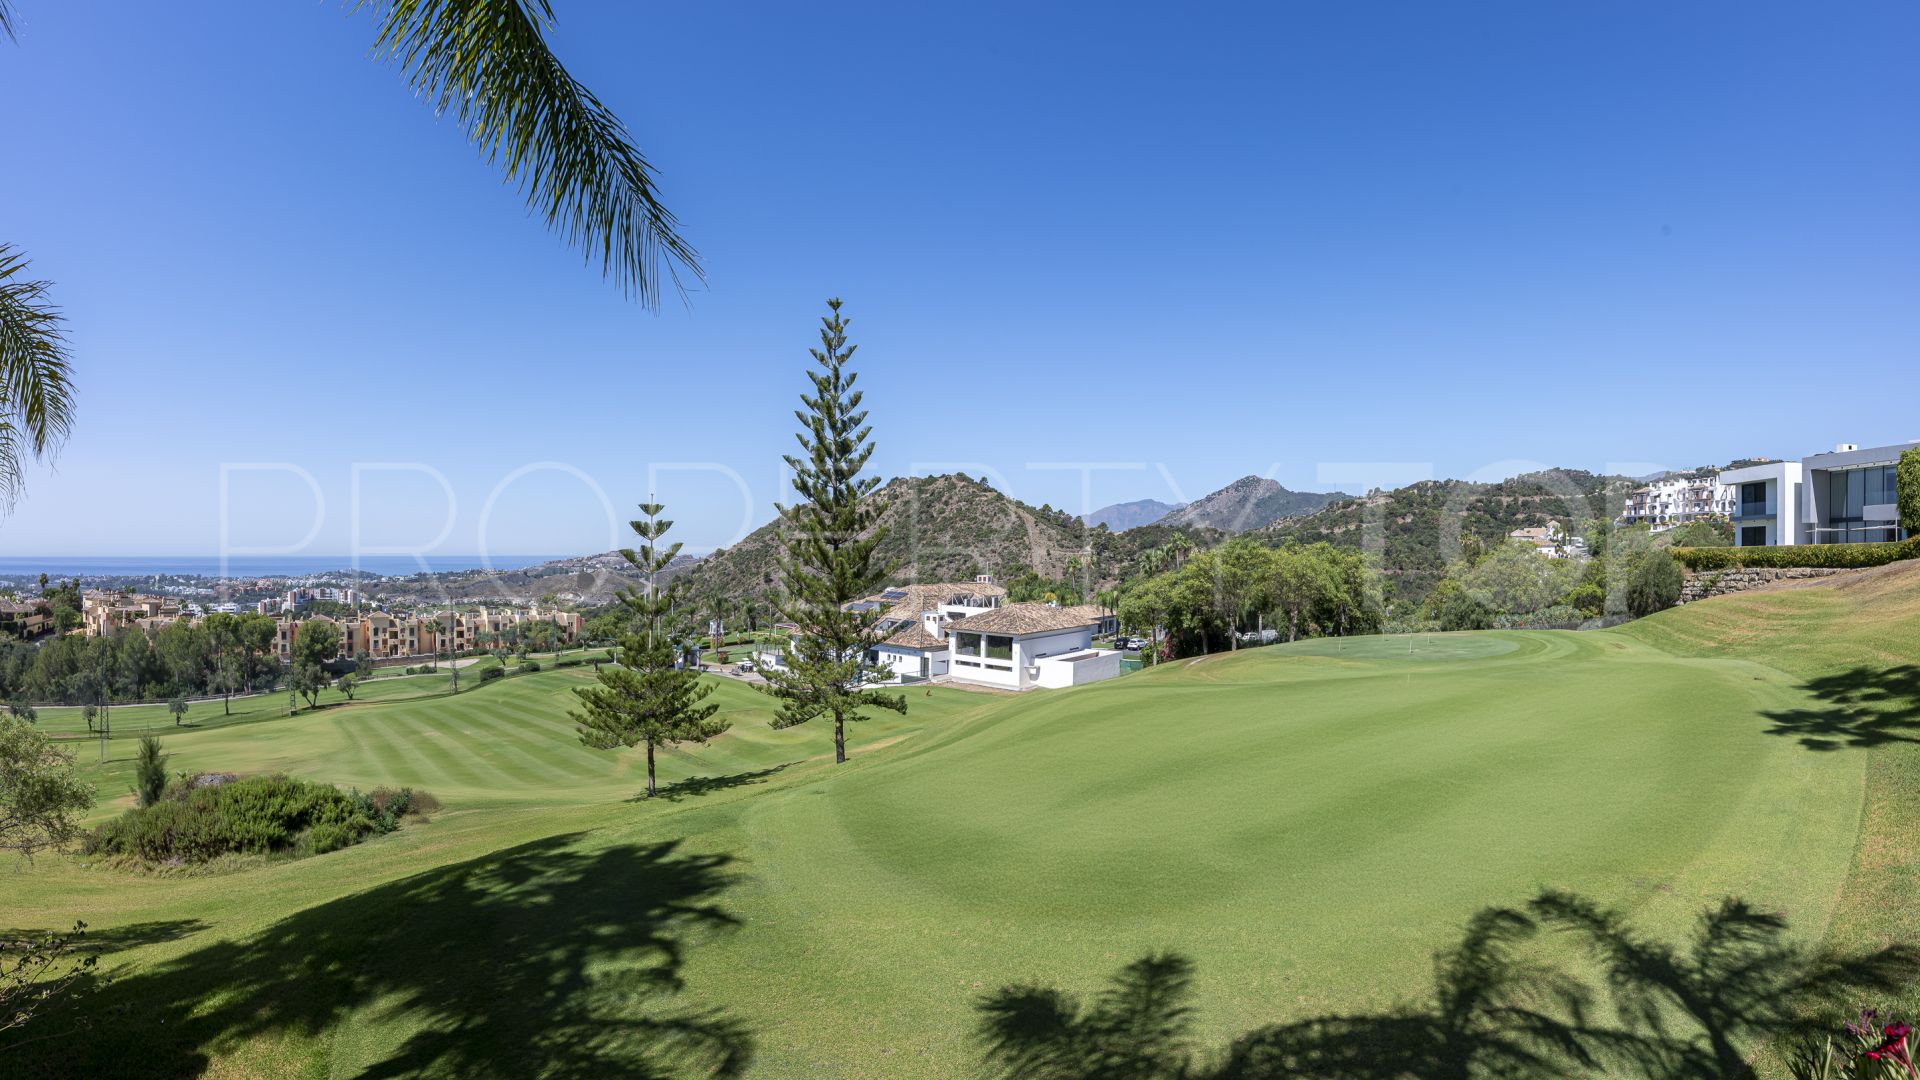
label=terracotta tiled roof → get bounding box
[879,622,947,651]
[947,602,1099,635]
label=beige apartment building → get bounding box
[82,591,186,637]
[274,606,585,662]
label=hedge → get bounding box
[1672,537,1920,571]
[83,775,435,865]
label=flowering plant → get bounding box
[1794,1009,1920,1079]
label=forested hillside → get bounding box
[681,474,1094,604]
[1261,469,1635,605]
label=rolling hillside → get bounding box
[1261,468,1637,605]
[678,473,1093,604]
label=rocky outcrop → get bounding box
[1680,566,1851,603]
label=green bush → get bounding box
[516,660,542,674]
[1562,582,1607,618]
[1437,591,1494,632]
[477,665,504,683]
[133,735,168,808]
[1671,537,1920,571]
[1901,447,1920,538]
[81,774,430,865]
[1627,549,1683,618]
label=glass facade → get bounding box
[1818,464,1902,543]
[1738,481,1769,518]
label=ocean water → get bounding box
[0,555,565,580]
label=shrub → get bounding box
[516,661,542,674]
[1901,447,1920,539]
[81,774,423,865]
[1628,550,1683,618]
[1436,591,1494,632]
[133,735,168,808]
[1671,537,1920,571]
[477,666,504,683]
[1562,582,1607,618]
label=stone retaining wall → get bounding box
[1679,566,1851,603]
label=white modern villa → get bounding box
[937,603,1123,691]
[750,578,1123,691]
[1720,440,1916,547]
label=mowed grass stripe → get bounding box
[10,581,1904,1079]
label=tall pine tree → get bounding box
[572,501,726,797]
[762,298,905,763]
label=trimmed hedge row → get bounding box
[1672,537,1919,571]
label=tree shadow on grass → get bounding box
[641,765,796,804]
[0,918,207,956]
[6,835,752,1078]
[1762,664,1920,751]
[978,893,1917,1080]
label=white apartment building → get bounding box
[1619,477,1733,528]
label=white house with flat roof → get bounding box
[1720,460,1805,547]
[1720,440,1917,547]
[1801,442,1913,545]
[943,602,1121,691]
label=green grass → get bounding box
[5,566,1918,1076]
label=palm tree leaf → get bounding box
[0,1,16,41]
[0,244,78,508]
[351,1,702,307]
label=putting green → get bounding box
[0,615,1881,1077]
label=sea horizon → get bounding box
[0,554,570,580]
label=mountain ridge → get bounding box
[1156,475,1347,532]
[1082,499,1183,532]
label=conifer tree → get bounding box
[572,501,726,797]
[762,298,907,763]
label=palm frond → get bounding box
[0,244,77,509]
[0,1,16,42]
[353,1,701,307]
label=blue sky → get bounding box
[4,1,1915,558]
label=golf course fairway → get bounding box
[7,564,1918,1077]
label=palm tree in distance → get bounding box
[0,0,700,509]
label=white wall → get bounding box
[873,646,946,680]
[1033,650,1123,689]
[1718,462,1804,546]
[949,625,1096,689]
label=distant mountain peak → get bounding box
[1083,498,1183,532]
[1157,476,1346,533]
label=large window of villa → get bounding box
[1822,466,1901,542]
[985,635,1013,661]
[1739,481,1768,517]
[953,631,981,656]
